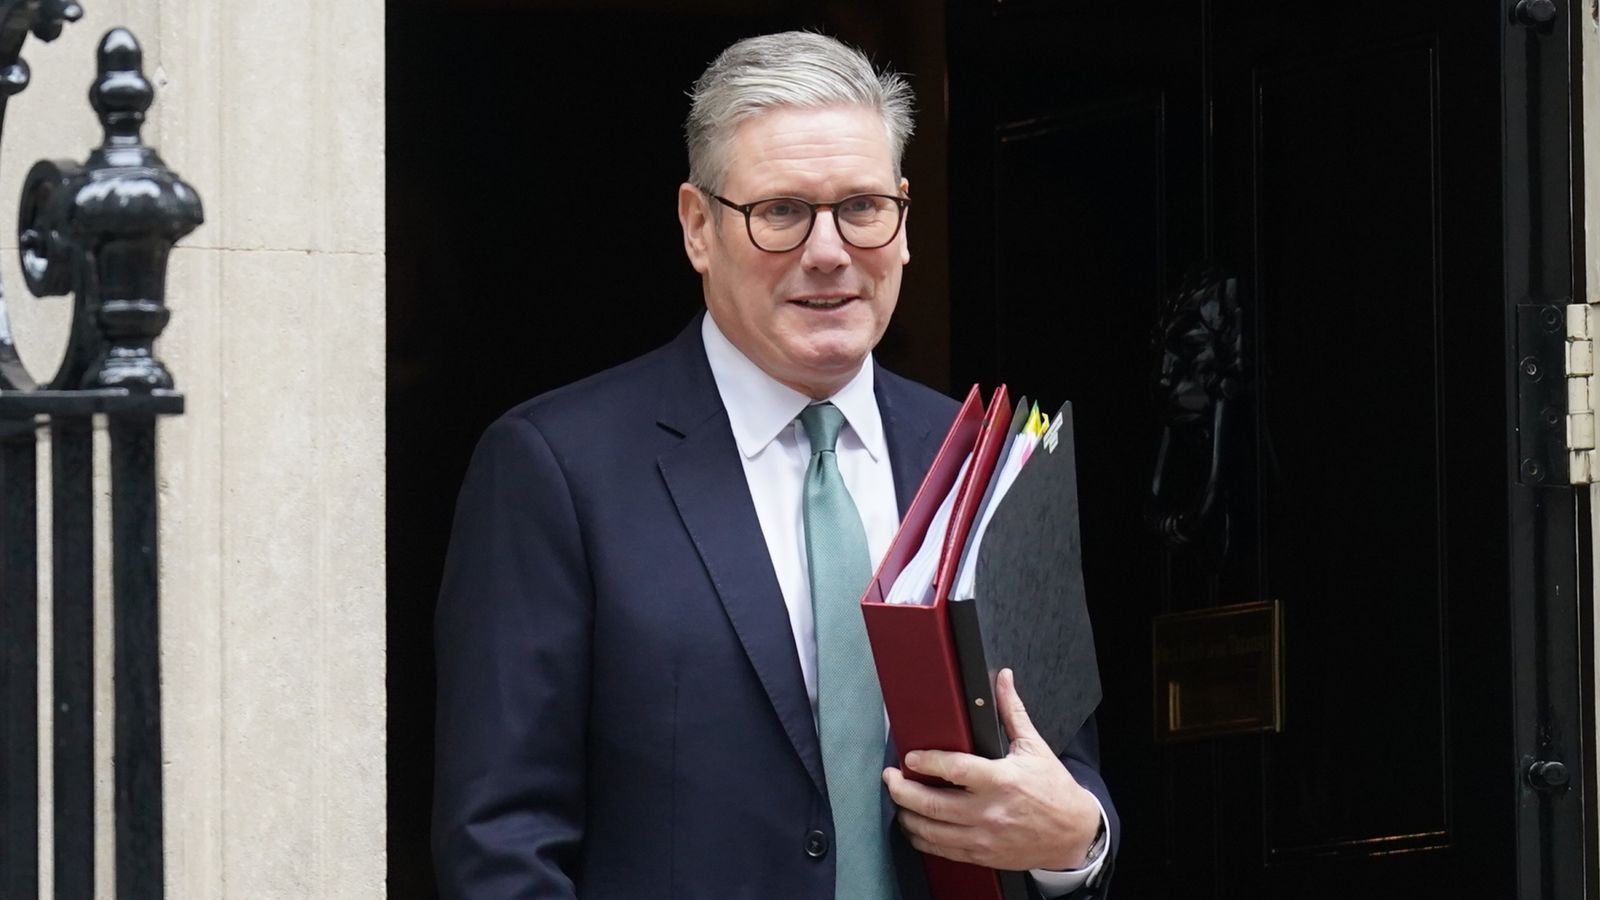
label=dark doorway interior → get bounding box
[387,3,950,895]
[388,3,1594,898]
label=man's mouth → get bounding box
[790,296,857,310]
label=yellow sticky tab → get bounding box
[1028,402,1048,437]
[1023,403,1041,437]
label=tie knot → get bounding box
[799,402,846,454]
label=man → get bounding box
[433,31,1117,899]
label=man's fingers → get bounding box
[997,667,1043,750]
[896,807,967,846]
[884,766,979,825]
[903,749,998,789]
[902,831,979,866]
[896,808,989,864]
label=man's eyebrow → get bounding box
[753,184,898,200]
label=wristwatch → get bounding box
[1081,817,1108,868]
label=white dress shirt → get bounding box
[701,313,1105,895]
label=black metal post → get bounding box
[0,11,198,897]
[0,423,39,899]
[110,414,162,899]
[51,414,94,897]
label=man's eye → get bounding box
[759,200,805,221]
[841,196,878,214]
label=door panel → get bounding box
[948,1,1581,896]
[991,102,1167,581]
[950,2,1208,895]
[1255,43,1448,859]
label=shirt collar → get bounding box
[701,312,886,462]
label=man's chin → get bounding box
[778,347,872,396]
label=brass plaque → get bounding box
[1152,601,1282,743]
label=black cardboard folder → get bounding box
[949,400,1101,765]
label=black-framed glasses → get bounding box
[709,192,910,253]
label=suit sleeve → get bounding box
[1053,714,1118,899]
[432,413,593,899]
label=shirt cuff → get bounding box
[1028,794,1110,897]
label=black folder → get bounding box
[868,394,1102,900]
[948,400,1101,762]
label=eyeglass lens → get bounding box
[746,195,903,252]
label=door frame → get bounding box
[1502,2,1591,897]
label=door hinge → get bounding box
[1566,303,1597,484]
[1517,303,1572,485]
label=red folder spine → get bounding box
[860,385,1016,900]
[862,602,1001,900]
[868,386,1011,773]
[862,603,974,763]
[924,855,1004,900]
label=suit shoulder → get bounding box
[495,341,677,438]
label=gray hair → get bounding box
[685,31,915,193]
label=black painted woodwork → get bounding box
[949,0,1588,897]
[1504,0,1591,894]
[389,2,1590,898]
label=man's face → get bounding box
[679,104,909,399]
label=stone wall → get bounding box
[1,1,386,896]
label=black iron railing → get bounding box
[0,5,201,898]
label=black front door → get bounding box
[946,1,1590,896]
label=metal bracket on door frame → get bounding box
[1517,302,1574,485]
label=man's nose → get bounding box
[800,210,852,271]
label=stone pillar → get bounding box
[0,0,387,896]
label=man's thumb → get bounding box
[997,668,1043,752]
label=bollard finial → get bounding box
[27,26,205,391]
[89,28,151,149]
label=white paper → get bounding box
[952,430,1039,601]
[883,452,973,606]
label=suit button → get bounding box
[804,829,829,859]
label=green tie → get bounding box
[799,402,895,900]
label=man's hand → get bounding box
[882,668,1101,871]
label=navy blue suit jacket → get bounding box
[433,316,1117,899]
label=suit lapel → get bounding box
[875,363,941,521]
[655,319,826,796]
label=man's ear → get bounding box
[679,183,713,274]
[898,177,911,265]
